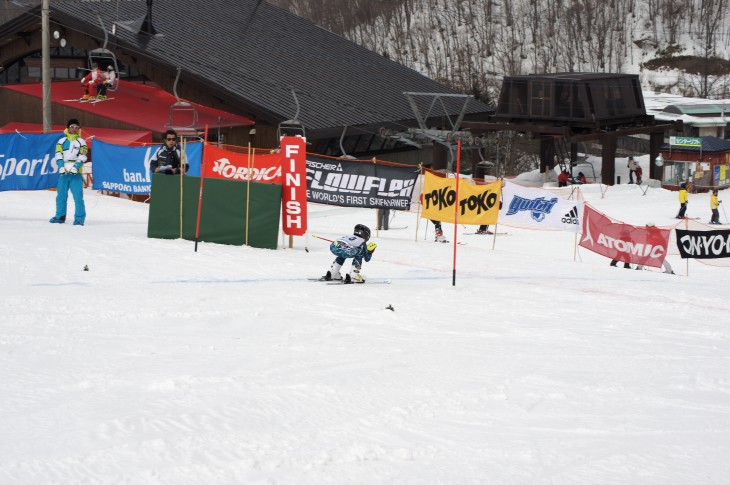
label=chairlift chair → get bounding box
[277,119,306,139]
[167,100,201,137]
[166,67,201,137]
[87,48,120,92]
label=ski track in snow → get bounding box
[1,185,730,484]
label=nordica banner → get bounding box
[306,155,419,210]
[92,140,202,194]
[675,229,730,259]
[0,132,62,192]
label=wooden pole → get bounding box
[245,143,253,246]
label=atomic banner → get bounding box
[579,205,670,268]
[421,171,500,225]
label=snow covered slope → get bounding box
[1,185,729,484]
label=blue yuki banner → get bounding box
[92,140,202,194]
[0,132,63,192]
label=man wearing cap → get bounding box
[50,119,88,226]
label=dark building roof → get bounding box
[5,0,491,139]
[494,72,649,127]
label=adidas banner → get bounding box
[306,155,419,210]
[499,181,584,232]
[675,228,730,259]
[421,171,501,224]
[579,205,670,268]
[92,140,202,194]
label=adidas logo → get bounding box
[562,206,579,225]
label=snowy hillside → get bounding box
[272,0,730,101]
[1,182,730,484]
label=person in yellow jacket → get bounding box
[710,189,722,224]
[676,182,688,219]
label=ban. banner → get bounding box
[500,180,584,232]
[306,155,419,210]
[675,228,730,259]
[421,171,500,224]
[203,144,282,184]
[92,140,202,194]
[0,132,62,192]
[579,205,670,268]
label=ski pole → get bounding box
[312,234,333,243]
[722,200,728,224]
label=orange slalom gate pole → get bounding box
[194,125,209,252]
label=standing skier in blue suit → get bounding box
[50,118,88,226]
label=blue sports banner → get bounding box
[0,132,62,192]
[92,140,202,194]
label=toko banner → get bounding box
[421,171,501,224]
[92,140,202,195]
[0,132,62,192]
[500,180,584,232]
[579,205,670,268]
[306,155,419,210]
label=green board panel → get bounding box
[147,174,281,250]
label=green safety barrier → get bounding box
[147,174,281,250]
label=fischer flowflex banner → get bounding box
[421,171,500,225]
[675,228,730,259]
[579,205,670,268]
[500,180,584,232]
[306,155,419,210]
[92,140,202,194]
[0,132,61,191]
[280,136,307,236]
[203,144,282,184]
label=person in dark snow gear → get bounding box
[150,130,185,175]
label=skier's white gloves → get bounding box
[59,166,67,174]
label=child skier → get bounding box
[710,189,722,224]
[323,224,377,283]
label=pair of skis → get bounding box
[62,97,114,104]
[309,277,391,285]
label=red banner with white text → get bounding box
[280,136,308,236]
[202,144,282,184]
[579,205,670,268]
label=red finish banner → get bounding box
[579,205,670,268]
[203,144,282,184]
[280,136,308,236]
